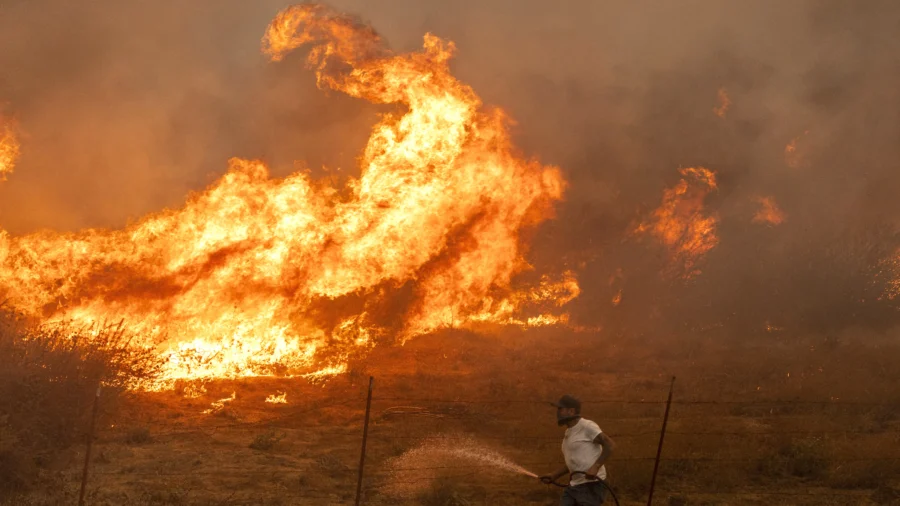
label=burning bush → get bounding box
[0,306,161,495]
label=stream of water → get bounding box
[382,435,538,497]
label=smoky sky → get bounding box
[1,0,899,334]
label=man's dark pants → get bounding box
[560,480,607,506]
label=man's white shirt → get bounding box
[562,417,607,485]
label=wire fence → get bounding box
[77,383,900,505]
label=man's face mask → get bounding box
[557,407,579,426]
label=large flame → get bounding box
[0,118,18,181]
[635,167,719,278]
[0,4,573,388]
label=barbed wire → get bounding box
[663,489,875,498]
[365,427,898,442]
[370,397,900,406]
[89,454,900,478]
[79,391,900,505]
[101,396,366,438]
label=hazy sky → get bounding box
[1,0,879,232]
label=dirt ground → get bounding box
[13,325,900,505]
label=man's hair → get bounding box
[551,394,581,413]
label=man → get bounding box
[539,395,616,506]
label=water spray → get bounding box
[382,437,618,506]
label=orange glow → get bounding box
[0,118,19,181]
[203,392,236,414]
[0,4,573,389]
[880,250,900,301]
[611,290,622,306]
[785,130,809,168]
[462,271,579,330]
[713,88,731,118]
[265,392,288,404]
[752,196,786,226]
[635,167,719,278]
[608,268,624,306]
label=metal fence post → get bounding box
[78,385,101,506]
[647,377,675,506]
[355,376,374,506]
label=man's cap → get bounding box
[550,394,581,412]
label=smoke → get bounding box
[0,0,381,232]
[1,0,899,335]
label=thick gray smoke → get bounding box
[1,0,898,335]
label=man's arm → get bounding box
[539,465,570,483]
[586,432,616,477]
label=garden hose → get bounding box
[540,471,620,506]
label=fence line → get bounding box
[370,397,900,406]
[81,389,900,505]
[114,423,899,441]
[87,454,900,477]
[119,423,899,444]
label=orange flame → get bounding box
[785,130,810,168]
[608,268,624,306]
[635,167,719,278]
[265,392,288,404]
[611,290,623,306]
[203,392,236,414]
[0,118,19,181]
[713,88,731,118]
[879,250,900,301]
[0,5,573,389]
[752,196,786,226]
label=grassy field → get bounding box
[5,325,900,505]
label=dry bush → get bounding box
[871,485,900,505]
[0,306,161,496]
[757,438,828,479]
[418,480,474,506]
[314,453,350,473]
[831,460,899,490]
[137,486,189,505]
[125,426,153,445]
[249,430,285,451]
[0,415,34,495]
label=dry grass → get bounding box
[418,480,474,506]
[2,325,899,505]
[249,431,285,451]
[124,427,152,445]
[0,305,161,497]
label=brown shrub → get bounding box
[418,480,474,506]
[0,306,161,495]
[125,426,153,445]
[757,438,828,479]
[831,460,899,490]
[249,430,285,451]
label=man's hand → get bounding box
[540,466,570,485]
